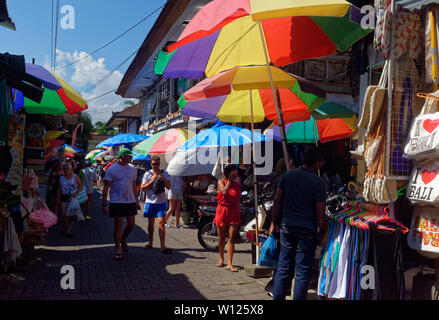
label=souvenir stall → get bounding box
[0,54,61,272]
[320,0,439,300]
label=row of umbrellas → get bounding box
[149,0,371,253]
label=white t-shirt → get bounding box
[83,167,97,195]
[142,170,170,204]
[104,163,137,203]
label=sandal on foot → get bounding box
[216,262,225,268]
[144,244,153,249]
[122,243,128,252]
[226,267,238,272]
[160,248,173,254]
[113,253,122,260]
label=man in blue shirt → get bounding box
[271,146,327,300]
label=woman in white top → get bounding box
[57,162,83,237]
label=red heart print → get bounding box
[423,119,439,133]
[422,170,438,185]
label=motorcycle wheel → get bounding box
[197,220,222,252]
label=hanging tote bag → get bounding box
[29,209,58,229]
[408,206,439,259]
[407,161,439,206]
[404,92,439,162]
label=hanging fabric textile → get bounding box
[317,201,408,300]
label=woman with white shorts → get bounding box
[165,175,184,228]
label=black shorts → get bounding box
[109,203,138,218]
[61,194,70,203]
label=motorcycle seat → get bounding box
[199,206,217,214]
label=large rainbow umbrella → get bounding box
[133,128,191,156]
[178,66,326,125]
[155,0,373,79]
[14,63,88,115]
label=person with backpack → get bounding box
[141,155,172,254]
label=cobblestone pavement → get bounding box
[0,189,274,300]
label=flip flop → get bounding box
[144,244,153,249]
[216,263,225,268]
[122,243,128,252]
[160,248,173,254]
[113,253,122,260]
[226,267,238,272]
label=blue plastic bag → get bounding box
[257,234,279,268]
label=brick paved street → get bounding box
[0,188,273,300]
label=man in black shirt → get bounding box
[271,146,327,300]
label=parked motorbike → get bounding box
[197,182,274,251]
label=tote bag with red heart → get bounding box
[407,162,439,206]
[404,112,439,161]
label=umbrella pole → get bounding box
[249,90,260,261]
[257,21,290,171]
[314,119,321,176]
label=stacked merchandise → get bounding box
[318,201,408,300]
[404,94,439,259]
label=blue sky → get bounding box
[1,0,166,123]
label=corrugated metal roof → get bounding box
[395,0,439,11]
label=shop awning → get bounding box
[0,0,15,31]
[395,0,439,11]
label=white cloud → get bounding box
[50,49,131,124]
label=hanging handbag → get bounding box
[408,206,439,259]
[404,95,439,162]
[392,77,413,173]
[407,161,439,206]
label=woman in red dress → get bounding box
[214,164,241,272]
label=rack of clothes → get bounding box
[318,200,409,300]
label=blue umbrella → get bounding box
[133,153,151,161]
[178,122,267,151]
[96,133,150,148]
[168,122,268,176]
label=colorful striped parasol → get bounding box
[156,0,373,79]
[178,66,326,125]
[133,128,191,155]
[14,63,88,115]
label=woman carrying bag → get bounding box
[57,162,84,237]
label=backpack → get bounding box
[150,170,165,195]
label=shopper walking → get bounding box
[141,155,172,254]
[214,164,241,272]
[165,175,184,228]
[271,146,327,300]
[57,162,84,237]
[102,148,140,260]
[47,161,63,213]
[83,160,97,220]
